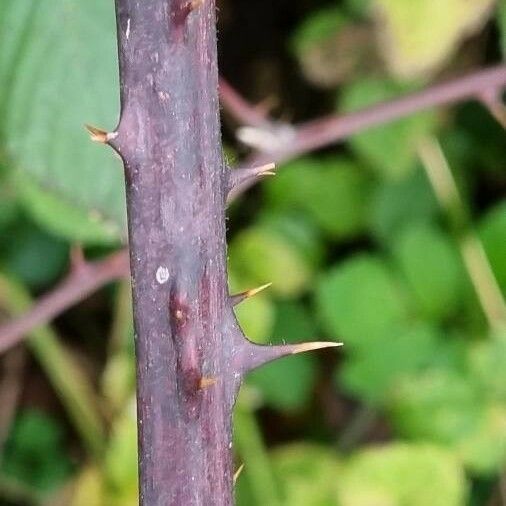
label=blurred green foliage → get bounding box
[0,0,505,505]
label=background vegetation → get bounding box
[0,0,505,504]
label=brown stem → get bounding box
[224,64,506,198]
[0,250,129,355]
[1,65,505,356]
[107,2,338,503]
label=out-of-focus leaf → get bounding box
[373,0,495,78]
[391,369,483,445]
[389,367,506,472]
[0,166,19,231]
[458,404,506,475]
[14,172,122,245]
[478,201,506,291]
[228,270,275,344]
[229,225,314,298]
[72,466,104,506]
[234,294,275,344]
[468,330,506,403]
[0,219,68,289]
[291,7,346,56]
[104,402,138,505]
[0,273,106,458]
[499,1,506,56]
[392,224,466,320]
[247,302,319,410]
[345,0,371,17]
[292,9,375,87]
[369,167,438,241]
[258,213,324,270]
[316,254,408,350]
[337,443,467,506]
[101,352,136,414]
[248,354,316,411]
[271,444,341,506]
[0,1,125,244]
[340,79,435,179]
[339,323,441,404]
[1,410,73,494]
[265,158,371,240]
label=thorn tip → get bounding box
[233,463,245,484]
[291,341,343,355]
[85,124,117,144]
[231,282,272,306]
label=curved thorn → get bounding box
[239,340,342,373]
[228,163,276,193]
[231,282,272,306]
[85,124,118,144]
[233,463,245,484]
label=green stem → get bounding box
[234,391,282,506]
[0,273,105,459]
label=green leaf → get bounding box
[499,1,506,56]
[391,368,506,475]
[316,254,408,350]
[468,330,506,403]
[339,79,435,179]
[14,171,122,245]
[229,225,314,298]
[369,167,438,242]
[271,444,341,506]
[1,410,73,494]
[373,0,495,78]
[339,323,441,404]
[291,7,346,56]
[479,201,506,291]
[0,219,68,289]
[265,158,371,240]
[392,224,466,320]
[337,443,467,506]
[104,403,138,503]
[391,369,483,445]
[0,0,125,244]
[247,301,319,410]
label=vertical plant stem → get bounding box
[418,137,506,328]
[234,395,281,506]
[110,1,239,503]
[105,2,339,503]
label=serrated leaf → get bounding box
[0,0,125,245]
[337,443,467,506]
[316,254,408,350]
[265,157,371,240]
[374,0,495,78]
[392,224,466,320]
[340,79,435,179]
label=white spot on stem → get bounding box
[156,266,170,284]
[126,18,131,40]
